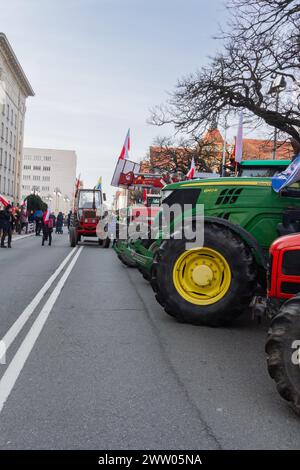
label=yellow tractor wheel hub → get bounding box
[173,247,231,305]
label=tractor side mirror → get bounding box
[103,193,107,202]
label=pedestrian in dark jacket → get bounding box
[0,205,13,248]
[56,212,64,234]
[42,209,54,246]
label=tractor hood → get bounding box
[162,177,272,192]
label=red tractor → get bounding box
[266,231,300,414]
[69,188,109,247]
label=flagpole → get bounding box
[221,117,228,177]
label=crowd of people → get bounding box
[0,203,72,249]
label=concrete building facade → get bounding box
[22,148,77,214]
[0,33,34,202]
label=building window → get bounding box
[6,104,9,120]
[23,175,31,180]
[0,148,2,165]
[34,155,42,161]
[33,175,40,181]
[44,156,51,161]
[5,127,8,142]
[1,123,3,139]
[42,175,50,181]
[23,165,31,170]
[42,186,50,192]
[33,165,41,171]
[43,166,51,171]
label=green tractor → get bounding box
[125,160,300,327]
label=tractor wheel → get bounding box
[103,237,110,248]
[151,223,256,326]
[69,227,77,247]
[266,298,300,415]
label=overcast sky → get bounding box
[2,0,228,200]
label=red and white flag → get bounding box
[0,194,9,207]
[119,129,130,160]
[43,208,50,224]
[186,157,196,179]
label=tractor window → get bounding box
[240,167,286,177]
[78,191,102,209]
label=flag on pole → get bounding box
[95,176,102,190]
[272,153,300,192]
[75,174,81,190]
[186,157,196,179]
[229,137,236,164]
[119,129,130,160]
[0,194,9,207]
[43,208,50,224]
[235,112,244,163]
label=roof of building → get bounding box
[243,138,293,160]
[0,33,34,97]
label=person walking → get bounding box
[56,212,64,234]
[19,206,28,234]
[34,209,43,236]
[0,204,13,248]
[42,207,54,246]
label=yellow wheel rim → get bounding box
[172,247,231,305]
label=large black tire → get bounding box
[151,223,257,326]
[103,237,110,248]
[69,227,77,247]
[266,298,300,415]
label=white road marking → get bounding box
[13,233,35,242]
[0,246,78,360]
[0,245,83,414]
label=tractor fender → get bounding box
[185,215,268,270]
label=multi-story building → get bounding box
[22,148,77,214]
[0,33,34,202]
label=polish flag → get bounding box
[186,157,196,179]
[43,208,50,224]
[0,194,9,207]
[119,129,130,160]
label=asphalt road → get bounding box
[0,233,299,450]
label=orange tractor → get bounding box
[69,188,110,247]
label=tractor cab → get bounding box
[239,160,290,177]
[70,188,108,247]
[76,189,103,220]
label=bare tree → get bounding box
[150,0,300,143]
[149,134,225,174]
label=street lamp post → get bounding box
[268,75,287,160]
[31,186,40,196]
[53,187,61,213]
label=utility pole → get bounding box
[221,117,228,176]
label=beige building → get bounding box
[0,33,34,202]
[22,148,77,214]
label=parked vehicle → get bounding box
[266,232,300,414]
